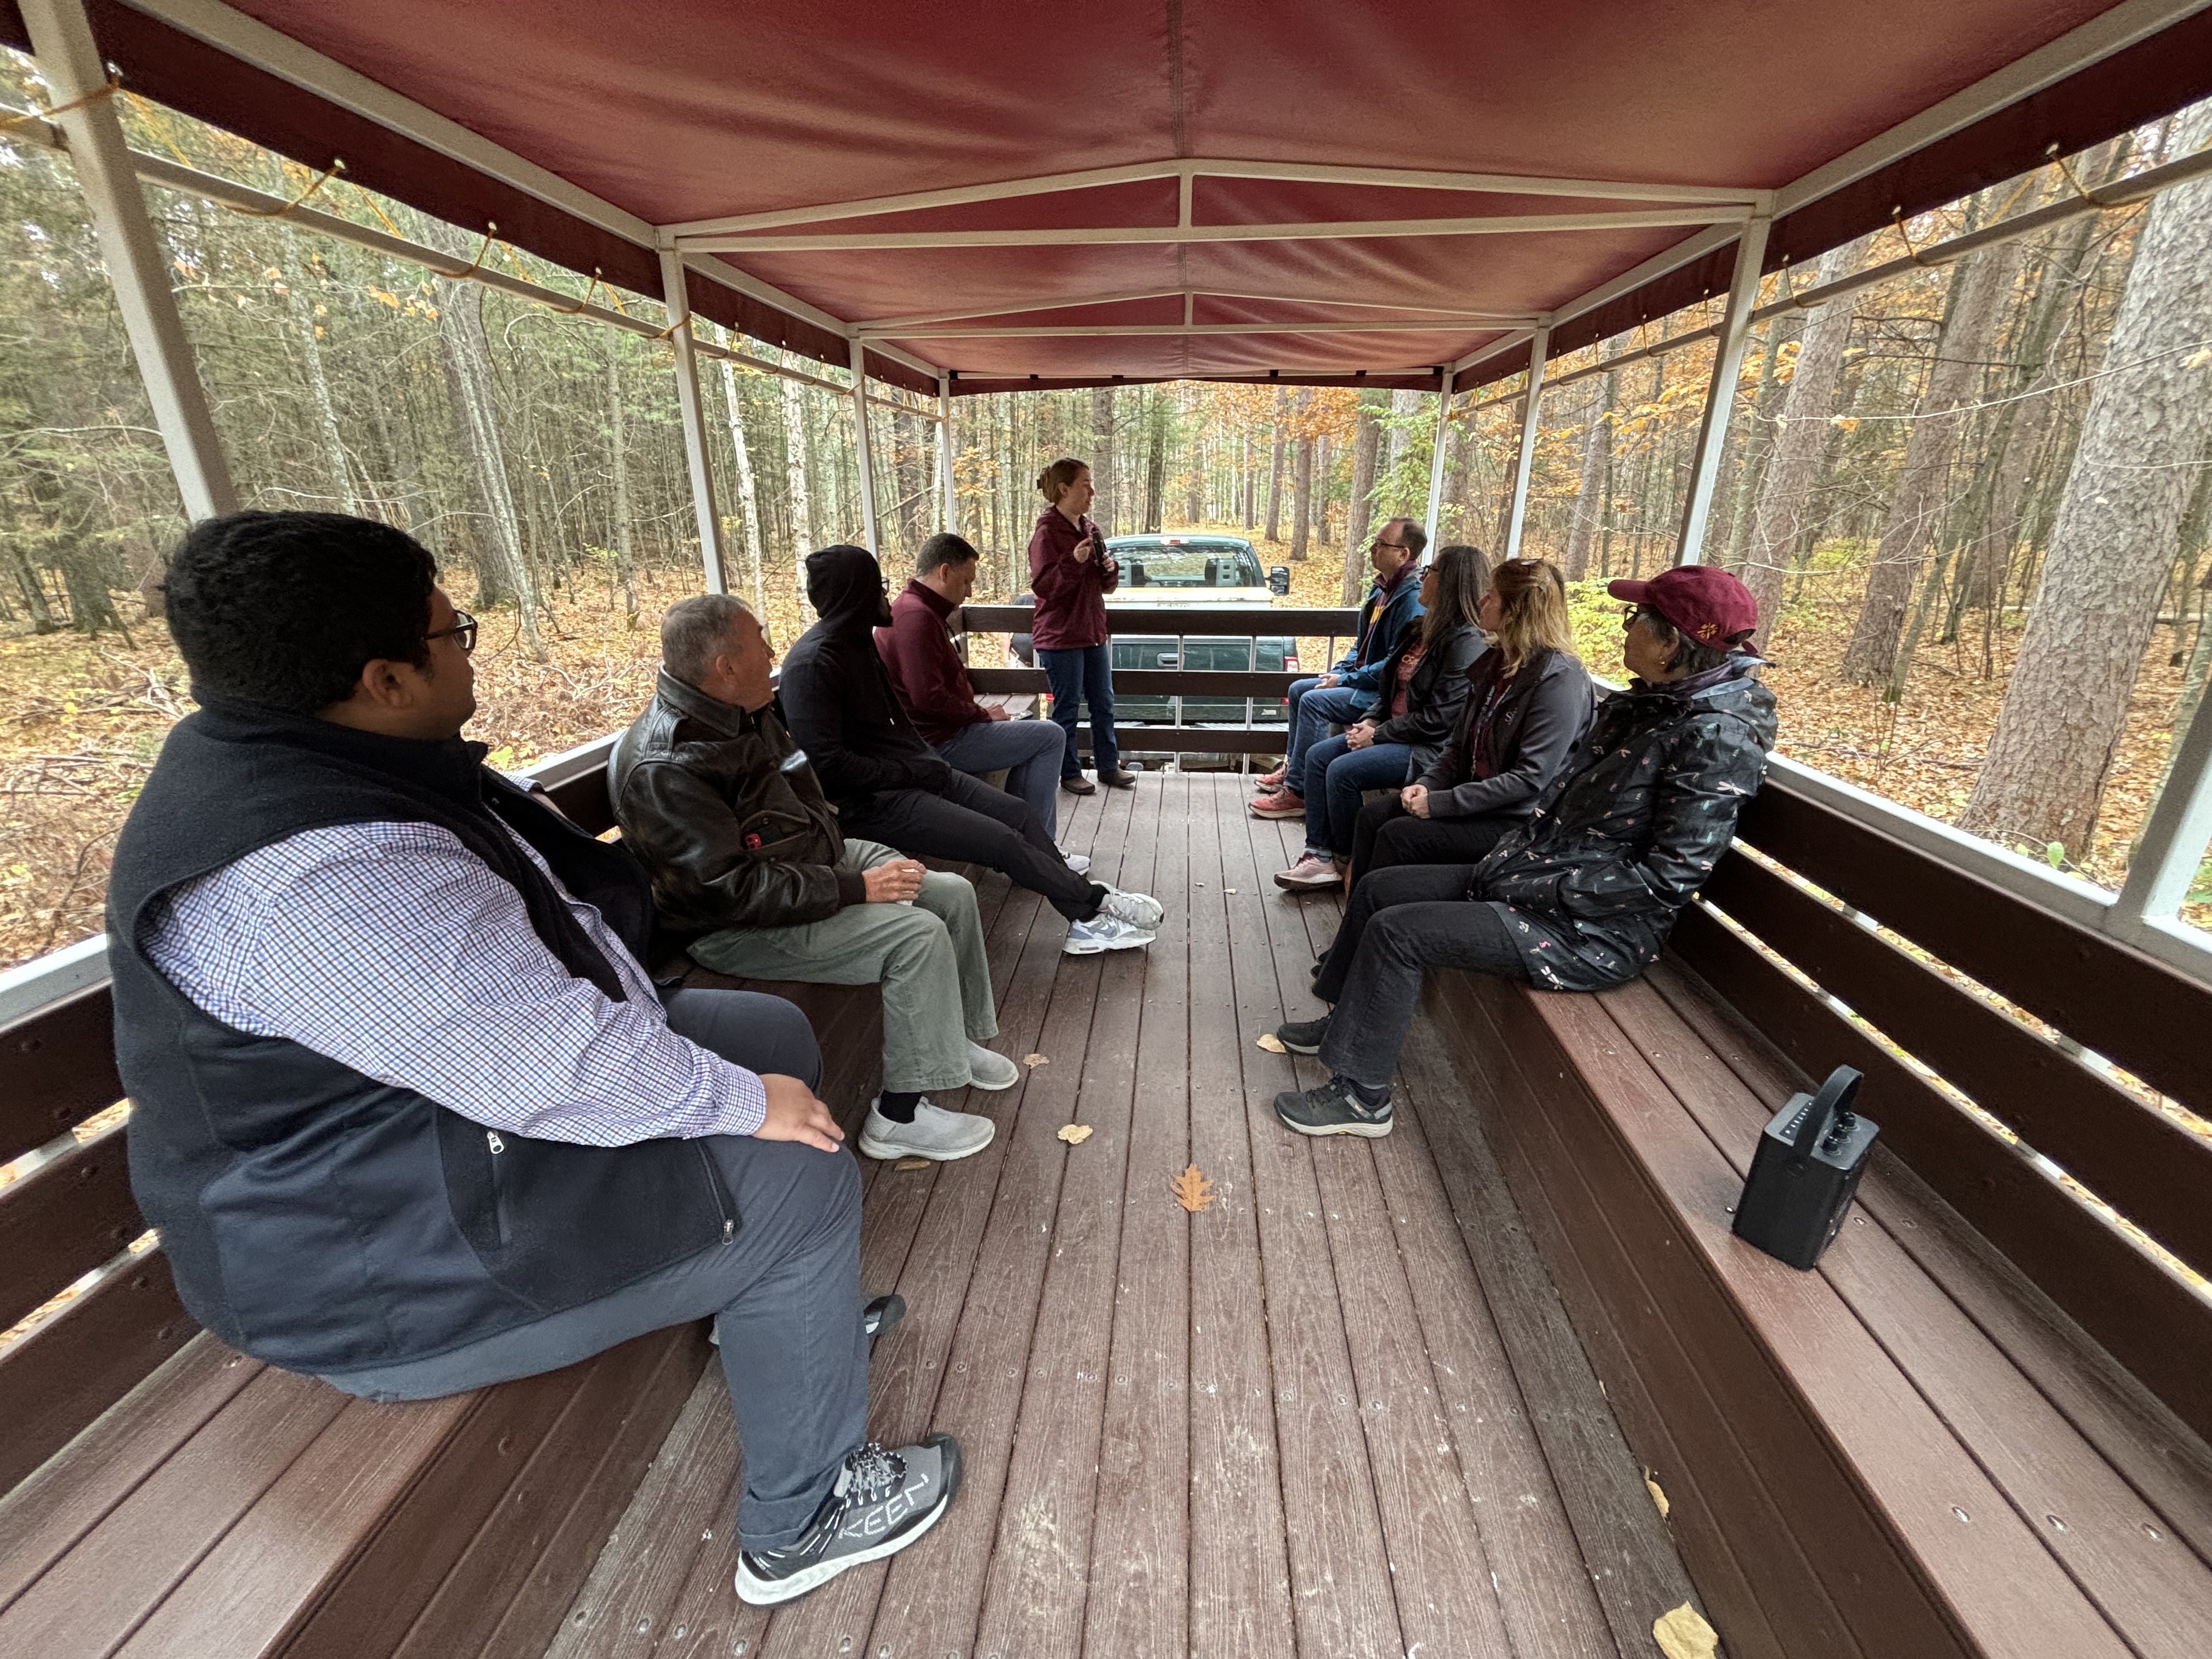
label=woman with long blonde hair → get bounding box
[1345,555,1593,881]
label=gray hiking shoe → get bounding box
[1273,1076,1394,1138]
[734,1435,962,1606]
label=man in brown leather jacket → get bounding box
[612,594,1014,1163]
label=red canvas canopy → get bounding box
[8,1,2212,394]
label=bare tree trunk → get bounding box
[1144,395,1167,532]
[435,278,544,659]
[1961,103,2212,855]
[280,226,358,515]
[716,348,767,612]
[1562,370,1611,579]
[1090,386,1115,536]
[1265,392,1288,542]
[781,370,815,622]
[604,347,637,619]
[1743,236,1870,652]
[1342,393,1383,603]
[1720,314,1800,575]
[1290,398,1314,561]
[1840,223,2023,687]
[1312,433,1332,544]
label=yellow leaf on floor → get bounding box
[1222,887,1237,894]
[1057,1124,1093,1146]
[1645,1470,1671,1520]
[1255,1033,1287,1053]
[1653,1602,1719,1659]
[1023,1053,1049,1066]
[893,1158,930,1171]
[1172,1164,1214,1213]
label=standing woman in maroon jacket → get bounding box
[1029,458,1136,793]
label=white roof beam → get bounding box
[682,204,1747,254]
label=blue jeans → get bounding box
[1299,737,1414,859]
[1283,682,1373,792]
[936,715,1068,839]
[1039,643,1119,780]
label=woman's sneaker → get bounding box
[966,1042,1020,1090]
[1274,854,1341,890]
[734,1436,962,1606]
[1254,764,1288,790]
[1099,886,1165,929]
[1250,787,1305,819]
[1273,1076,1394,1137]
[1064,913,1155,955]
[859,1098,995,1161]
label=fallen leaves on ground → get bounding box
[1644,1470,1671,1520]
[1652,1602,1719,1659]
[1172,1164,1215,1212]
[893,1158,930,1171]
[1056,1123,1093,1146]
[1023,1053,1049,1066]
[1255,1032,1287,1053]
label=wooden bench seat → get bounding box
[1420,770,2212,1659]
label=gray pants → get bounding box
[317,989,866,1550]
[689,839,997,1094]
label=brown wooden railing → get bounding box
[952,601,1360,755]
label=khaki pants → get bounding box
[689,840,997,1094]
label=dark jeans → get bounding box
[1348,798,1519,883]
[315,990,867,1551]
[1039,642,1119,778]
[1313,866,1528,1090]
[1298,737,1413,859]
[839,766,1102,922]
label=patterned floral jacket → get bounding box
[1470,659,1776,991]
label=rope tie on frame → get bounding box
[225,156,346,218]
[1889,207,1935,268]
[0,72,121,132]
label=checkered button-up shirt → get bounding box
[140,819,768,1143]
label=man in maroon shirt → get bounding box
[877,533,1076,855]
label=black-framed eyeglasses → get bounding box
[1372,538,1408,552]
[427,611,478,653]
[1622,602,1674,635]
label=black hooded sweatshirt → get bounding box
[778,544,956,808]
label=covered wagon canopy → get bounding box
[7,0,2212,400]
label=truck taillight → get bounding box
[1284,654,1300,671]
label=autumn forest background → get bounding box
[3,53,2210,972]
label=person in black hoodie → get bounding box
[777,544,1165,956]
[1269,565,1778,1140]
[108,512,958,1607]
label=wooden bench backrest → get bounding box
[0,753,624,1495]
[1677,771,2212,1441]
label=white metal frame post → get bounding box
[656,246,727,594]
[849,338,881,555]
[21,0,238,520]
[1675,215,1773,565]
[2113,687,2212,934]
[1421,367,1455,543]
[937,375,957,532]
[1499,326,1550,560]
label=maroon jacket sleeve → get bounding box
[876,597,986,740]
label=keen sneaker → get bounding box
[1273,1077,1394,1138]
[1274,1015,1330,1054]
[966,1042,1020,1091]
[859,1097,996,1162]
[734,1435,962,1606]
[1063,913,1156,956]
[1098,886,1165,929]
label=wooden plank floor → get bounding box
[544,774,1700,1659]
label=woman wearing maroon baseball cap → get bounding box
[1267,563,1778,1139]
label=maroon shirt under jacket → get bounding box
[875,578,988,747]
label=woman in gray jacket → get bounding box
[1346,557,1592,881]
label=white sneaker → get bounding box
[966,1042,1020,1090]
[1063,913,1156,955]
[1065,852,1091,876]
[1274,854,1342,890]
[858,1098,996,1162]
[1098,886,1164,929]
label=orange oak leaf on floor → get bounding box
[1171,1164,1214,1213]
[1057,1123,1093,1146]
[1023,1053,1049,1067]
